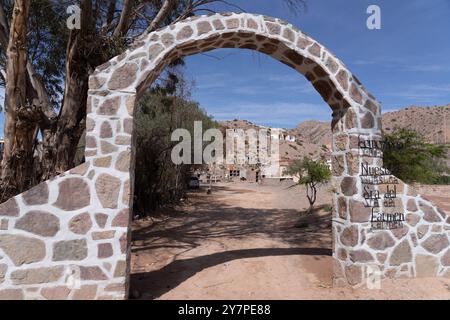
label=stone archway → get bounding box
[0,13,449,300]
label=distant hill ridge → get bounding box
[382,105,450,144]
[289,104,450,146]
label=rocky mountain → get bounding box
[288,104,450,147]
[382,105,450,144]
[288,120,331,148]
[218,119,330,162]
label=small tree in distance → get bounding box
[283,156,331,214]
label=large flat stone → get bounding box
[15,211,60,237]
[344,265,362,286]
[421,234,449,254]
[389,239,412,266]
[54,178,91,211]
[0,289,24,300]
[341,177,357,196]
[367,231,395,250]
[22,182,49,206]
[416,254,439,277]
[115,151,130,172]
[98,96,121,116]
[41,286,71,300]
[349,200,371,223]
[113,260,127,278]
[340,225,359,247]
[112,209,129,227]
[53,239,88,261]
[72,285,97,300]
[420,202,442,223]
[0,198,19,217]
[95,174,121,209]
[107,63,138,90]
[69,213,93,235]
[0,235,46,266]
[80,266,108,280]
[11,266,64,285]
[349,250,374,263]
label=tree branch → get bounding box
[0,1,54,126]
[26,61,57,120]
[144,0,175,34]
[113,0,135,37]
[0,66,6,80]
[105,0,116,27]
[0,2,10,47]
[80,0,94,35]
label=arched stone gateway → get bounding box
[0,13,449,300]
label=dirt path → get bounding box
[130,182,450,300]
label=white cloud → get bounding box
[384,83,450,101]
[352,60,377,66]
[402,64,450,72]
[349,55,450,74]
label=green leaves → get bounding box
[283,156,331,212]
[383,128,449,184]
[133,91,217,214]
[284,156,331,186]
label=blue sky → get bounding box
[183,0,450,128]
[1,0,450,133]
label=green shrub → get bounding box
[283,156,331,213]
[383,129,449,184]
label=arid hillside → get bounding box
[383,105,450,144]
[289,120,331,146]
[218,120,330,161]
[288,104,450,146]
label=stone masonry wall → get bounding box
[332,172,450,286]
[0,12,449,299]
[0,162,130,299]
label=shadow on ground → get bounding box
[132,203,332,252]
[130,185,333,299]
[130,247,331,299]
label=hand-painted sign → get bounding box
[358,136,405,231]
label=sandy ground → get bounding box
[130,182,450,300]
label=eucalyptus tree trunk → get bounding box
[0,0,196,202]
[49,13,92,176]
[40,0,100,177]
[0,0,33,200]
[48,0,176,176]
